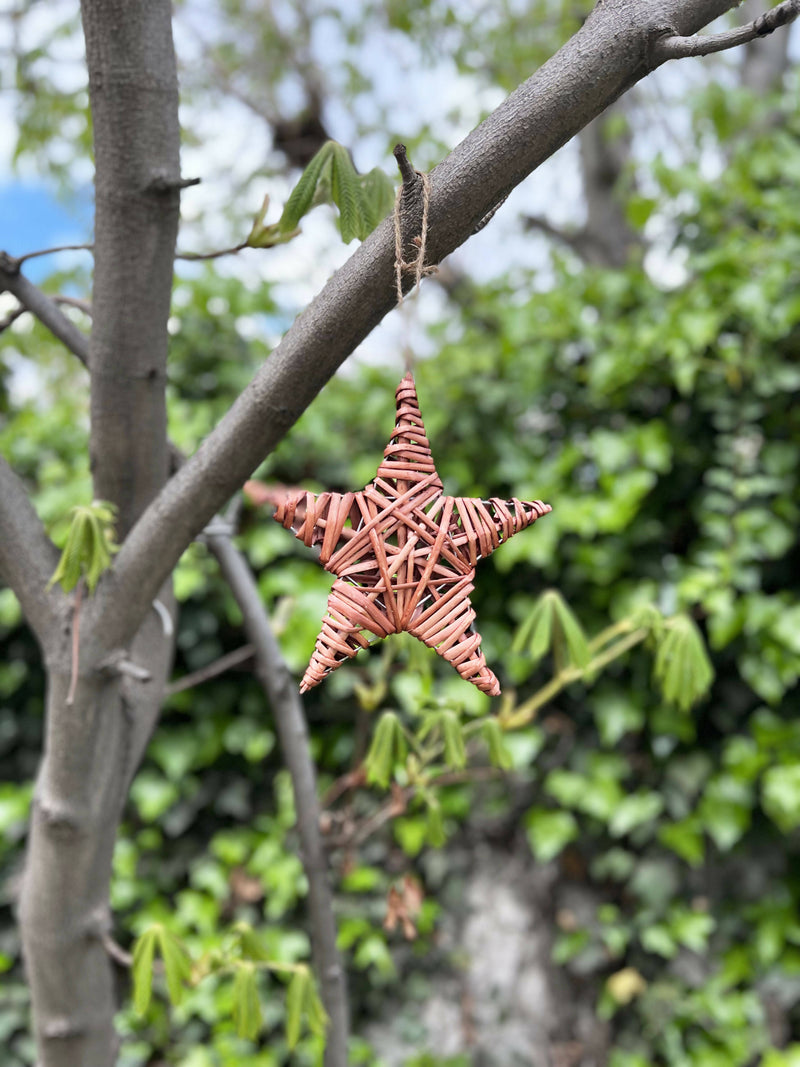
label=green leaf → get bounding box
[359,167,395,230]
[481,718,512,770]
[524,807,578,862]
[233,963,263,1041]
[762,764,800,832]
[330,142,367,242]
[131,927,158,1015]
[365,711,406,788]
[511,592,553,659]
[285,967,309,1050]
[425,799,447,847]
[653,614,714,710]
[235,924,272,962]
[279,141,335,232]
[48,501,119,593]
[306,978,329,1039]
[640,923,676,959]
[658,817,705,866]
[441,710,466,769]
[551,591,590,671]
[513,590,589,672]
[608,791,663,838]
[157,926,192,1006]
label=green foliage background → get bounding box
[2,6,800,1066]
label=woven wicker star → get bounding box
[246,375,551,695]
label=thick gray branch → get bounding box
[653,0,799,59]
[208,533,349,1066]
[0,257,90,364]
[0,458,62,647]
[100,0,740,649]
[81,0,181,538]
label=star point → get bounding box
[248,374,551,695]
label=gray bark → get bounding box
[19,596,175,1067]
[0,458,62,649]
[82,0,180,539]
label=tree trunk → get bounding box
[19,600,175,1067]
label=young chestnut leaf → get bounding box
[233,963,263,1041]
[482,717,513,770]
[285,967,310,1050]
[654,614,714,710]
[365,711,407,789]
[157,926,192,1006]
[131,927,158,1016]
[48,501,119,594]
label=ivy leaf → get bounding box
[232,962,263,1041]
[279,141,335,232]
[524,807,578,863]
[285,967,309,1050]
[653,614,714,710]
[156,926,192,1006]
[330,142,367,242]
[131,927,158,1015]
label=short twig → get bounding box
[101,931,133,969]
[7,243,93,268]
[652,0,800,62]
[165,643,255,696]
[96,649,152,683]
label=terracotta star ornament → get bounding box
[246,375,551,696]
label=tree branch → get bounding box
[0,256,90,365]
[164,643,254,696]
[81,0,181,539]
[100,0,741,650]
[207,532,349,1067]
[652,0,799,60]
[0,458,62,647]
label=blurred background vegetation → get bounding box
[1,1,800,1064]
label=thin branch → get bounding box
[653,0,799,60]
[3,239,258,267]
[207,531,349,1067]
[0,303,26,334]
[8,243,93,267]
[176,241,248,262]
[0,256,90,365]
[100,931,133,969]
[105,0,742,650]
[0,457,62,646]
[164,643,254,696]
[54,295,92,317]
